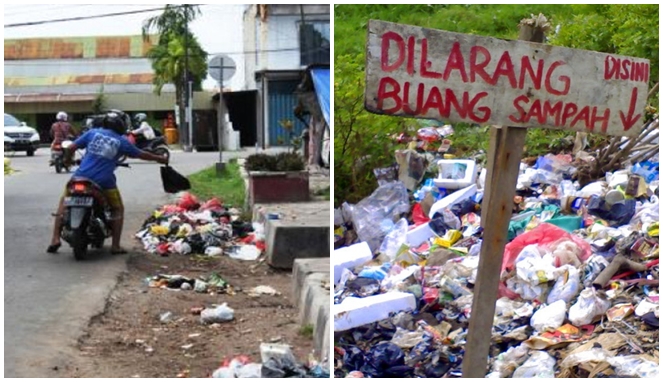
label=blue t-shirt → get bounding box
[73,129,141,189]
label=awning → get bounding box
[310,68,330,126]
[4,93,97,103]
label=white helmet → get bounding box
[56,111,68,121]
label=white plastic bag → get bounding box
[568,287,611,326]
[200,303,235,324]
[561,348,611,369]
[488,343,530,378]
[547,265,581,304]
[512,351,556,378]
[530,300,567,333]
[607,355,660,378]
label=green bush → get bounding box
[245,152,305,172]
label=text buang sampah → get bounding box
[376,31,648,133]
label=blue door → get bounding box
[268,80,306,146]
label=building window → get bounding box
[299,20,330,66]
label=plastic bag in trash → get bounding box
[547,265,581,304]
[530,300,567,333]
[360,342,414,378]
[351,182,410,252]
[607,355,660,378]
[200,303,234,324]
[228,245,261,261]
[512,351,556,378]
[568,287,611,326]
[390,327,426,349]
[501,223,591,276]
[560,347,611,368]
[487,343,530,378]
[379,218,409,261]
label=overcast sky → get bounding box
[3,3,247,91]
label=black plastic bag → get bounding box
[360,342,413,377]
[160,165,190,193]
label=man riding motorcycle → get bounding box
[47,110,168,255]
[50,111,75,166]
[129,113,156,149]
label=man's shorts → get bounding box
[62,186,123,210]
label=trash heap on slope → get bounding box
[136,192,265,261]
[333,126,659,378]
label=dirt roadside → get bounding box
[59,243,314,378]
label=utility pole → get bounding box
[215,58,226,175]
[183,6,193,152]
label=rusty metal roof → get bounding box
[4,93,97,103]
[4,35,158,60]
[4,73,154,87]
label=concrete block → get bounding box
[292,258,330,365]
[293,258,330,303]
[334,292,417,332]
[266,223,329,269]
[332,242,372,285]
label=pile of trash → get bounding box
[212,343,329,378]
[333,128,659,378]
[147,272,234,294]
[136,192,264,260]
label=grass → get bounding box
[188,160,245,208]
[299,324,314,339]
[313,186,331,200]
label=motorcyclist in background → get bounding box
[50,111,75,165]
[130,113,156,149]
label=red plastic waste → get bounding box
[412,203,431,226]
[178,192,200,210]
[201,197,224,211]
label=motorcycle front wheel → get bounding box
[153,146,170,162]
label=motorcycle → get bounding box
[50,140,74,173]
[118,130,170,163]
[60,163,129,260]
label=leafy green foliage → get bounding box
[142,5,208,144]
[334,4,659,205]
[244,152,305,172]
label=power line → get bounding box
[4,5,198,28]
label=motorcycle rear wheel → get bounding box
[71,227,88,261]
[55,161,63,173]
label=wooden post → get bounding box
[461,17,548,378]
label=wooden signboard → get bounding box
[363,17,650,378]
[365,20,650,137]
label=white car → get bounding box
[4,113,41,156]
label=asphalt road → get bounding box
[3,148,265,377]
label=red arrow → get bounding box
[619,87,641,131]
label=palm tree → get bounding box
[142,5,208,147]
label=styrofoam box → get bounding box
[333,242,372,285]
[434,159,478,190]
[334,292,417,332]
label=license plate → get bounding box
[64,196,94,207]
